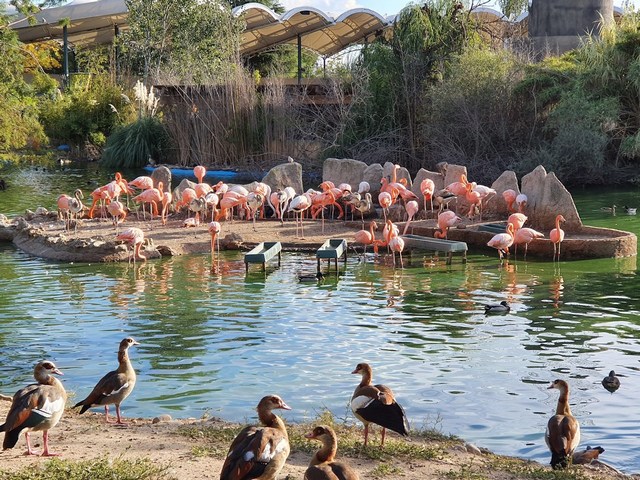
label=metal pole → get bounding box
[114,24,120,83]
[297,33,302,85]
[63,25,69,88]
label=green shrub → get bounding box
[101,116,172,169]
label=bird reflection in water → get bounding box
[551,274,564,309]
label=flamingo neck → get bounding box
[435,228,446,239]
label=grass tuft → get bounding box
[0,457,172,480]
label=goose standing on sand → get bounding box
[304,425,359,480]
[220,394,291,480]
[602,370,620,393]
[0,361,67,456]
[74,337,139,425]
[546,379,580,469]
[351,363,409,447]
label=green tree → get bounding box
[121,0,243,83]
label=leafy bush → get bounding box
[38,75,135,145]
[101,116,172,169]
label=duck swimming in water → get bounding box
[298,272,325,282]
[484,301,510,314]
[602,370,620,393]
[623,206,637,215]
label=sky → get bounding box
[279,0,640,19]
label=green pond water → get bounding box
[0,162,639,473]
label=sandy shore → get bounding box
[0,401,631,479]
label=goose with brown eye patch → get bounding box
[1,360,67,456]
[304,425,359,480]
[74,337,139,426]
[545,379,580,469]
[220,395,291,480]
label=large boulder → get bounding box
[411,168,445,211]
[262,162,303,194]
[382,162,413,188]
[487,170,520,216]
[174,178,197,199]
[521,165,582,232]
[151,166,171,192]
[362,163,384,199]
[443,164,467,188]
[322,158,368,191]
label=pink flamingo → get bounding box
[465,183,482,219]
[175,187,197,213]
[550,214,566,261]
[133,181,163,219]
[378,191,392,222]
[487,223,515,261]
[420,178,435,214]
[403,200,419,235]
[435,211,461,239]
[354,220,379,256]
[193,165,206,184]
[204,192,219,221]
[116,227,146,264]
[503,189,517,213]
[160,189,173,225]
[513,227,545,258]
[389,235,405,268]
[287,193,311,238]
[107,200,127,233]
[445,174,469,196]
[507,213,528,232]
[246,192,264,231]
[128,176,154,191]
[208,221,221,272]
[516,193,528,213]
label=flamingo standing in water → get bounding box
[116,227,146,264]
[487,223,515,261]
[389,235,405,268]
[514,227,545,259]
[434,211,461,239]
[550,214,566,261]
[354,220,378,256]
[208,221,221,272]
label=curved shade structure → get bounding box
[9,1,627,55]
[234,3,394,56]
[11,0,127,45]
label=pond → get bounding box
[0,162,639,473]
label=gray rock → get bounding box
[521,165,582,231]
[362,164,384,199]
[488,170,520,215]
[262,162,303,194]
[322,158,368,192]
[152,414,173,424]
[443,164,468,188]
[151,165,172,191]
[174,178,197,201]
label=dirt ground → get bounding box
[0,401,631,480]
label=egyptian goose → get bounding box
[74,337,139,425]
[351,363,409,447]
[304,425,359,480]
[601,370,620,393]
[572,445,604,465]
[1,360,67,456]
[484,301,510,314]
[545,379,580,469]
[220,394,291,480]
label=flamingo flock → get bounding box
[52,164,571,266]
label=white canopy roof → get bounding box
[11,0,128,45]
[9,1,568,56]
